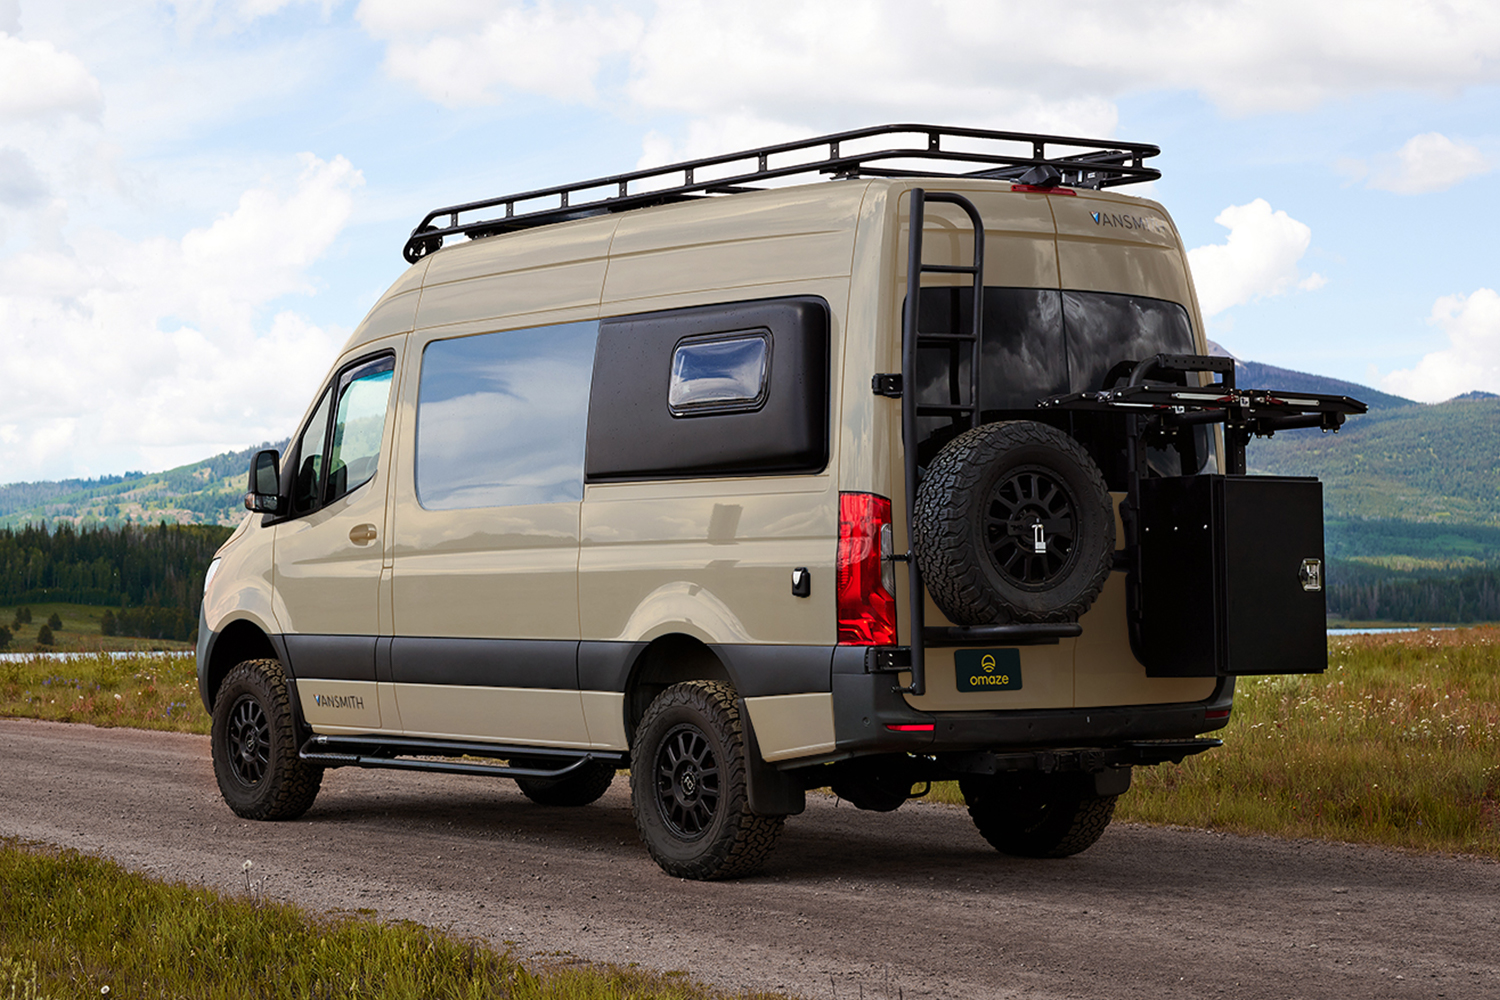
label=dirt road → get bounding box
[2,718,1495,999]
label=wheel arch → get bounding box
[200,618,283,712]
[622,633,734,747]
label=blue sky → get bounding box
[0,0,1496,483]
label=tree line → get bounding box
[0,522,233,640]
[1327,561,1500,623]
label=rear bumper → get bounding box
[821,645,1234,762]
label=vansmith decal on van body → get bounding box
[1089,211,1172,237]
[313,693,365,710]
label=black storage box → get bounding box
[1137,475,1326,677]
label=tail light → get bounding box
[837,492,898,645]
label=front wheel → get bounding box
[960,772,1117,858]
[630,681,783,880]
[211,659,323,821]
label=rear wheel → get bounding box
[630,680,783,880]
[515,759,616,807]
[211,659,322,821]
[960,772,1117,858]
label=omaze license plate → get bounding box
[955,649,1022,692]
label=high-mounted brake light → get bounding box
[837,492,898,645]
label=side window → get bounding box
[327,358,396,504]
[668,333,770,415]
[291,389,332,515]
[289,354,395,517]
[415,320,599,510]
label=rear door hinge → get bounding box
[872,373,903,397]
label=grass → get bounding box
[0,651,205,733]
[0,838,786,1000]
[1,602,193,654]
[6,630,1500,858]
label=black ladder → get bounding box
[897,189,986,696]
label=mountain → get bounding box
[0,443,282,529]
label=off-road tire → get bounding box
[960,772,1117,858]
[914,420,1115,626]
[211,658,323,821]
[631,681,784,880]
[515,759,616,807]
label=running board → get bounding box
[299,733,626,780]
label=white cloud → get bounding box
[1186,200,1325,318]
[0,33,103,121]
[353,0,1500,134]
[357,0,644,106]
[0,148,47,207]
[1383,289,1500,402]
[0,154,361,481]
[1364,132,1493,194]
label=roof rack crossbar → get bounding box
[401,123,1161,263]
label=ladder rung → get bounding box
[920,263,981,275]
[917,404,976,415]
[917,332,978,343]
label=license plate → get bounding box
[955,649,1022,692]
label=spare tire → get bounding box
[913,420,1115,626]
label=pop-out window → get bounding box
[668,333,770,415]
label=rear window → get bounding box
[914,287,1210,482]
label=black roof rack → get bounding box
[401,124,1161,263]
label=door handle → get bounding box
[349,523,378,545]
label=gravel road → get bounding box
[2,717,1496,999]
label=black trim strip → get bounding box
[282,634,376,682]
[390,637,578,688]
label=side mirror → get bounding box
[245,449,283,513]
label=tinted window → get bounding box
[291,389,332,515]
[327,359,395,504]
[1063,291,1196,395]
[914,287,1212,479]
[416,320,599,509]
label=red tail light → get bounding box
[837,492,898,645]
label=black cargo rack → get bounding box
[402,123,1161,263]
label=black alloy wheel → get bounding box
[654,722,722,839]
[983,465,1081,591]
[225,693,272,786]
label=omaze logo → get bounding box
[1089,210,1171,237]
[955,649,1022,692]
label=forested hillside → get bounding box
[0,523,233,640]
[0,443,281,528]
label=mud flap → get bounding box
[738,697,806,816]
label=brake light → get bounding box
[885,723,934,732]
[837,492,898,645]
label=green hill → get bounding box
[0,443,281,530]
[1246,397,1500,526]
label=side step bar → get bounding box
[299,733,626,780]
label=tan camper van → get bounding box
[197,125,1363,879]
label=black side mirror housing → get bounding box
[245,449,283,513]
